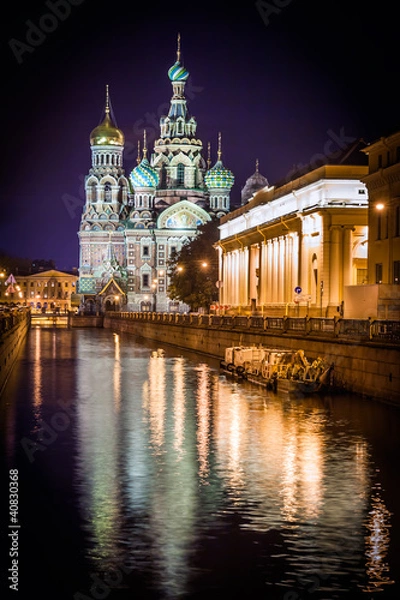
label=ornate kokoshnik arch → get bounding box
[157,200,211,230]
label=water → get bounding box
[1,327,399,600]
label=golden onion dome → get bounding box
[90,85,125,147]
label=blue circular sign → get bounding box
[294,286,302,294]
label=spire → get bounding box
[105,84,110,115]
[255,158,259,173]
[136,140,141,165]
[177,32,181,63]
[143,129,148,159]
[89,85,124,147]
[207,142,211,170]
[217,132,222,161]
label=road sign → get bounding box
[294,286,302,294]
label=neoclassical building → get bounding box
[355,130,400,319]
[78,38,234,312]
[217,163,369,317]
[10,270,78,312]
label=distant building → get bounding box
[218,160,369,317]
[240,160,269,205]
[78,37,234,313]
[12,270,78,311]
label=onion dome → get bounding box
[205,161,235,189]
[90,85,124,147]
[129,132,159,189]
[241,159,269,204]
[130,158,159,188]
[168,61,189,82]
[168,33,189,82]
[204,133,235,190]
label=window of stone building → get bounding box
[142,274,150,288]
[177,163,185,187]
[375,263,383,284]
[143,246,149,257]
[104,183,112,202]
[396,206,400,237]
[394,261,400,284]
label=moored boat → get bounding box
[220,345,339,394]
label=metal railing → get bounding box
[106,311,400,345]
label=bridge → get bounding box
[30,313,69,328]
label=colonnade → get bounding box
[219,223,364,313]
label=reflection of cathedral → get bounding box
[78,36,234,312]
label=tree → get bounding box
[167,220,220,312]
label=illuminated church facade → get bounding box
[78,38,234,313]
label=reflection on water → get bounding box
[3,328,399,599]
[363,482,394,593]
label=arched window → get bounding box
[104,183,112,202]
[177,163,185,187]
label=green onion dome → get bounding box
[205,160,235,190]
[129,158,159,189]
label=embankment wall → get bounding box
[0,310,30,397]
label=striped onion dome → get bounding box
[168,60,189,82]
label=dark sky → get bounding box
[1,0,399,270]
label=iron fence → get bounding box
[114,312,400,345]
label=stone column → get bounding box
[329,226,342,305]
[343,226,354,286]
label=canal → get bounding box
[0,327,399,600]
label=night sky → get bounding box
[1,0,399,271]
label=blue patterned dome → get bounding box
[205,160,235,190]
[130,158,159,189]
[168,61,189,82]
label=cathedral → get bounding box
[77,37,235,313]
